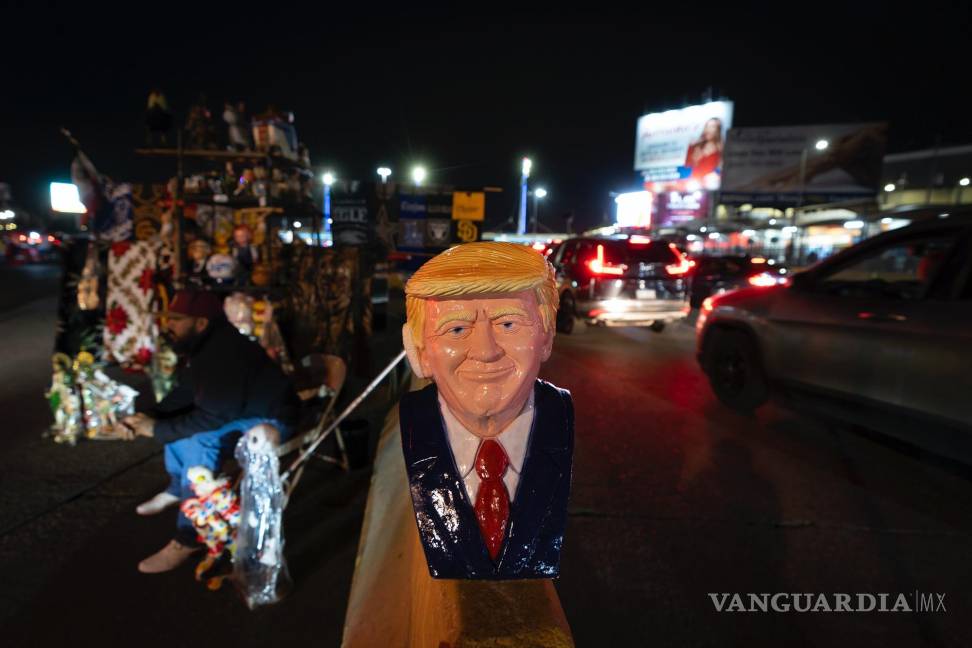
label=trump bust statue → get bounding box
[400,241,574,580]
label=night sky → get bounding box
[3,2,970,232]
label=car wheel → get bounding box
[556,292,575,334]
[705,329,769,412]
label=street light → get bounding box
[322,172,335,235]
[532,187,547,233]
[884,183,896,192]
[518,157,532,234]
[815,139,829,151]
[377,167,392,183]
[411,166,427,185]
[960,177,970,187]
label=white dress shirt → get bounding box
[438,392,535,503]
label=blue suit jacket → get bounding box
[399,379,574,579]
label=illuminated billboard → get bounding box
[614,191,652,228]
[50,182,87,213]
[634,100,733,191]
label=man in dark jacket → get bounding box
[119,289,298,574]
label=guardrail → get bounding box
[341,376,574,648]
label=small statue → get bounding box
[233,424,290,608]
[185,96,217,150]
[187,239,212,287]
[400,242,573,580]
[180,466,241,589]
[230,224,260,277]
[145,89,172,146]
[223,101,252,151]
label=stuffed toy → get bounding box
[180,466,241,589]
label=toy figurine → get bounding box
[223,101,252,151]
[233,423,290,608]
[399,242,573,580]
[230,224,260,277]
[180,466,241,589]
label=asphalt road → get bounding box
[1,265,970,647]
[547,320,972,647]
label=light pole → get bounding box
[792,138,829,263]
[322,171,335,235]
[532,187,547,233]
[377,167,392,184]
[518,157,532,235]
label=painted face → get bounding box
[418,290,552,437]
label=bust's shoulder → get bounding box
[535,379,573,413]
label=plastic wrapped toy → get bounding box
[233,423,290,608]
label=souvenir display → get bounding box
[47,351,139,443]
[103,240,160,366]
[399,242,573,580]
[46,353,83,445]
[234,424,291,608]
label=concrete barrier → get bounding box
[342,379,574,648]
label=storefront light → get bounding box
[844,220,864,229]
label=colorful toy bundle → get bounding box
[180,466,242,589]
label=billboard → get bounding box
[720,122,888,206]
[635,101,734,191]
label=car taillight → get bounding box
[586,244,627,276]
[748,272,782,287]
[701,296,715,312]
[665,243,693,275]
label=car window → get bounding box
[559,241,577,266]
[621,242,679,265]
[816,232,957,300]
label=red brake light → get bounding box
[586,244,627,276]
[748,272,780,287]
[665,243,692,276]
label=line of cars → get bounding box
[545,216,972,462]
[544,234,787,333]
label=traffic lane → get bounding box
[0,261,61,313]
[543,322,972,646]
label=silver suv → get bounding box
[696,212,972,461]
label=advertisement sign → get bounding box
[652,190,709,228]
[452,191,485,221]
[635,101,734,191]
[331,181,371,246]
[720,122,888,206]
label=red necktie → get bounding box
[474,439,510,561]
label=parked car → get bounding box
[687,254,788,308]
[548,234,690,333]
[696,212,972,461]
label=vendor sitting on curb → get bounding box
[116,289,298,574]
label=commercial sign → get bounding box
[452,191,485,221]
[652,190,709,228]
[635,100,734,191]
[720,122,888,206]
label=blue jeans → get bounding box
[163,417,292,545]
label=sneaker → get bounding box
[136,491,180,516]
[138,539,201,574]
